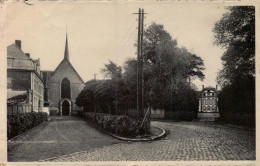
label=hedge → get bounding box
[165,111,195,121]
[7,112,48,140]
[83,113,150,138]
[215,112,255,128]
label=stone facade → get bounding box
[42,34,85,116]
[198,85,218,113]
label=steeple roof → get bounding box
[64,32,69,60]
[49,31,84,84]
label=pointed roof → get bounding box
[7,44,35,71]
[204,86,215,90]
[51,59,84,84]
[7,44,30,60]
[50,32,84,84]
[64,32,69,60]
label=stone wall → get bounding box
[7,70,31,91]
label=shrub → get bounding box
[216,112,255,128]
[7,112,48,140]
[83,113,150,138]
[217,76,255,128]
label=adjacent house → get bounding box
[198,85,218,113]
[7,40,44,113]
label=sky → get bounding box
[4,1,226,90]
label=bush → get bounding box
[216,112,255,128]
[7,112,48,140]
[217,76,255,128]
[83,113,150,138]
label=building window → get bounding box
[7,77,12,89]
[61,78,71,99]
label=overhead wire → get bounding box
[109,18,137,57]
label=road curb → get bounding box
[106,126,166,142]
[82,120,167,142]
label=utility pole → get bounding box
[134,8,146,119]
[141,9,145,118]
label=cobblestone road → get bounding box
[44,121,255,161]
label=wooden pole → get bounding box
[137,8,141,119]
[140,9,144,118]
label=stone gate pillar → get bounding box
[69,103,71,116]
[60,102,62,116]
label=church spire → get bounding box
[64,30,69,60]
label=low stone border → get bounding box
[105,126,166,142]
[82,118,167,142]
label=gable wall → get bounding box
[47,60,85,112]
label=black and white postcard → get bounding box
[0,0,258,165]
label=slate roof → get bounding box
[7,44,35,70]
[50,33,84,84]
[7,90,27,104]
[203,86,216,90]
[7,90,27,99]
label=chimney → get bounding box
[15,40,21,49]
[37,58,40,66]
[202,85,204,91]
[25,53,30,58]
[216,85,218,91]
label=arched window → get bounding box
[61,78,71,99]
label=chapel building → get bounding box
[42,34,85,115]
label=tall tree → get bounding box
[140,22,204,112]
[213,6,255,86]
[77,22,205,120]
[101,60,122,79]
[213,6,255,127]
[143,22,177,64]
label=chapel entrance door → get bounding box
[62,100,70,116]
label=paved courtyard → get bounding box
[8,116,121,161]
[8,116,255,162]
